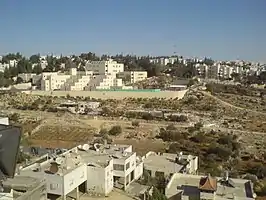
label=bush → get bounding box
[132,121,140,127]
[254,180,266,196]
[99,128,108,135]
[142,113,154,121]
[109,125,122,136]
[168,115,188,122]
[207,144,232,160]
[158,128,186,142]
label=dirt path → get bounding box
[202,91,266,116]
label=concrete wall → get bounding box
[86,159,113,196]
[135,162,144,180]
[63,164,87,195]
[0,190,13,200]
[24,89,188,100]
[45,173,64,195]
[16,182,47,200]
[0,117,9,125]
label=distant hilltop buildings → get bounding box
[1,53,265,90]
[17,59,147,91]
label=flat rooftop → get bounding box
[19,151,83,178]
[3,176,44,191]
[77,143,135,164]
[166,173,254,200]
[143,152,196,174]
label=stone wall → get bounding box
[23,89,188,100]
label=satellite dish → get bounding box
[82,144,90,151]
[0,125,22,178]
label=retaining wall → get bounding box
[23,90,188,100]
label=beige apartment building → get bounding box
[32,59,147,91]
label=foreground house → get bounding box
[17,143,143,199]
[143,152,198,178]
[165,173,256,200]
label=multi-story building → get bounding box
[0,63,10,72]
[9,60,18,67]
[17,73,36,82]
[19,150,86,200]
[118,71,148,84]
[18,142,143,199]
[85,59,124,75]
[195,63,209,78]
[149,57,178,66]
[36,59,146,91]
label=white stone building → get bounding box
[36,59,147,91]
[143,152,198,178]
[18,143,143,199]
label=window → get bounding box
[126,162,130,170]
[113,164,124,171]
[131,161,135,167]
[50,184,59,190]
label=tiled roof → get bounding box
[199,174,217,191]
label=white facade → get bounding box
[120,71,148,84]
[0,63,10,72]
[18,73,36,82]
[0,117,9,125]
[143,152,198,178]
[85,59,124,75]
[86,159,113,196]
[19,143,143,198]
[9,60,18,67]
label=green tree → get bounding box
[17,58,32,73]
[33,64,43,74]
[29,54,40,63]
[151,187,167,200]
[3,67,11,78]
[16,77,24,84]
[109,125,122,136]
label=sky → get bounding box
[0,0,265,62]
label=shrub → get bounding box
[168,115,188,122]
[109,125,122,136]
[99,128,108,135]
[132,121,140,127]
[207,144,232,160]
[142,113,154,121]
[254,180,266,196]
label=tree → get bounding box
[29,54,40,63]
[33,64,43,74]
[151,187,167,200]
[109,125,122,136]
[3,67,11,78]
[17,58,32,73]
[16,77,24,84]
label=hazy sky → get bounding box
[0,0,265,62]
